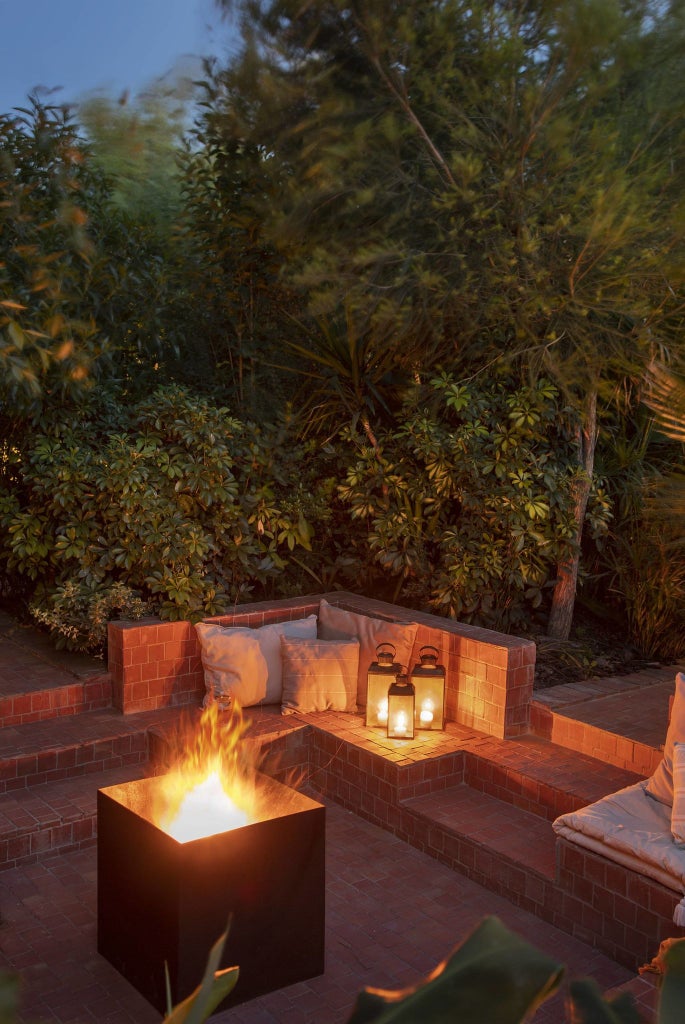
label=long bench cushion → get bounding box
[553,781,685,923]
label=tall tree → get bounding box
[0,97,108,424]
[162,61,304,417]
[77,74,192,233]
[215,0,685,636]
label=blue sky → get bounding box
[0,0,239,114]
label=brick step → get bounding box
[0,708,311,872]
[403,781,558,885]
[0,672,113,728]
[530,671,677,777]
[530,700,664,777]
[461,734,644,822]
[0,706,188,793]
[0,761,148,871]
[400,780,682,970]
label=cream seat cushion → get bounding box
[553,780,685,923]
[645,671,685,806]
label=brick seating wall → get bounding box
[214,711,684,970]
[107,592,536,739]
[555,838,685,967]
[105,604,680,970]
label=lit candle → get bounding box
[394,710,408,736]
[378,698,388,726]
[420,699,434,726]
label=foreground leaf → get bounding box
[568,978,639,1023]
[346,916,564,1024]
[164,927,239,1024]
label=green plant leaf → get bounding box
[0,973,21,1024]
[345,916,563,1024]
[164,925,239,1024]
[568,978,640,1023]
[659,939,685,1024]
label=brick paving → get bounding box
[1,795,648,1024]
[533,666,676,750]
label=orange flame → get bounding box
[154,700,258,843]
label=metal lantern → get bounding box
[387,671,415,739]
[365,643,402,727]
[410,645,446,731]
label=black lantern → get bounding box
[387,671,415,739]
[410,645,446,731]
[366,643,402,727]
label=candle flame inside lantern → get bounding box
[393,709,409,735]
[378,698,389,725]
[420,699,435,726]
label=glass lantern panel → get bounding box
[387,693,415,739]
[366,664,400,727]
[412,674,446,731]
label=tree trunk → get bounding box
[547,390,598,640]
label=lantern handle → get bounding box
[375,642,397,658]
[419,644,439,663]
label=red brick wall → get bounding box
[555,838,685,967]
[108,592,535,737]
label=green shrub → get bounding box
[607,529,685,661]
[339,373,611,631]
[29,580,150,654]
[0,385,311,651]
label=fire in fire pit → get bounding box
[97,702,325,1011]
[152,699,258,842]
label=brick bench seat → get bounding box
[107,591,536,738]
[107,594,683,969]
[235,707,683,969]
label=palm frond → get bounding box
[644,361,685,443]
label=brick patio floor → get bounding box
[2,793,660,1024]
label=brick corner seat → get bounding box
[106,593,684,970]
[107,591,535,738]
[553,670,685,958]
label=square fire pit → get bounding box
[97,772,325,1012]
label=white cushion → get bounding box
[280,637,359,715]
[672,742,685,844]
[195,615,317,708]
[318,598,418,706]
[553,781,685,897]
[646,671,685,807]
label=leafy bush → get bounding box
[30,580,150,654]
[588,399,685,661]
[0,99,107,418]
[339,373,611,631]
[606,529,685,660]
[0,385,311,650]
[0,97,173,428]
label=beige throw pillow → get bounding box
[672,742,685,844]
[645,671,685,807]
[195,615,317,708]
[280,636,359,715]
[318,598,418,706]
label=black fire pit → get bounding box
[97,772,325,1012]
